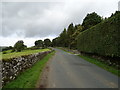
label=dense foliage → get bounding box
[44,39,51,47]
[0,46,13,52]
[52,23,81,49]
[13,40,27,52]
[51,12,102,49]
[35,40,43,47]
[77,11,120,57]
[82,12,102,31]
[70,24,83,49]
[52,11,120,58]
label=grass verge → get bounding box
[1,49,50,59]
[78,55,120,77]
[59,47,120,77]
[3,51,55,88]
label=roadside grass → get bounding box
[1,49,50,59]
[78,55,120,77]
[59,47,120,77]
[3,51,55,88]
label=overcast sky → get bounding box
[0,0,119,47]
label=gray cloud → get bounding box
[1,2,67,37]
[1,0,119,38]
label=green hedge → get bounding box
[77,11,120,57]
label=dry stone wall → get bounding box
[1,50,52,86]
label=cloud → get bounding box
[0,0,119,46]
[1,2,70,37]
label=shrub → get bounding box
[77,11,120,57]
[3,51,7,54]
[13,40,27,52]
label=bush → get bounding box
[77,11,120,57]
[13,40,27,52]
[3,51,7,54]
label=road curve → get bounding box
[46,48,118,88]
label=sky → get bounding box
[0,0,119,47]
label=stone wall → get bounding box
[1,50,52,86]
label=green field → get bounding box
[1,49,50,59]
[3,51,55,88]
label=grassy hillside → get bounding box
[77,11,120,57]
[1,49,51,59]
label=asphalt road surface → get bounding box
[46,48,118,88]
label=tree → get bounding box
[35,40,43,47]
[2,46,13,51]
[44,39,51,47]
[67,23,75,49]
[110,11,120,18]
[52,38,58,47]
[67,23,75,37]
[70,24,83,49]
[13,40,26,52]
[58,28,68,47]
[82,12,102,30]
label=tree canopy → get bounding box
[35,40,43,47]
[51,23,83,49]
[82,12,102,30]
[13,40,27,52]
[44,39,51,47]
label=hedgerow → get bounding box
[77,11,120,57]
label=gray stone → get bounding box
[1,50,52,87]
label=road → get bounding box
[45,48,118,88]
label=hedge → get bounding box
[77,11,120,57]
